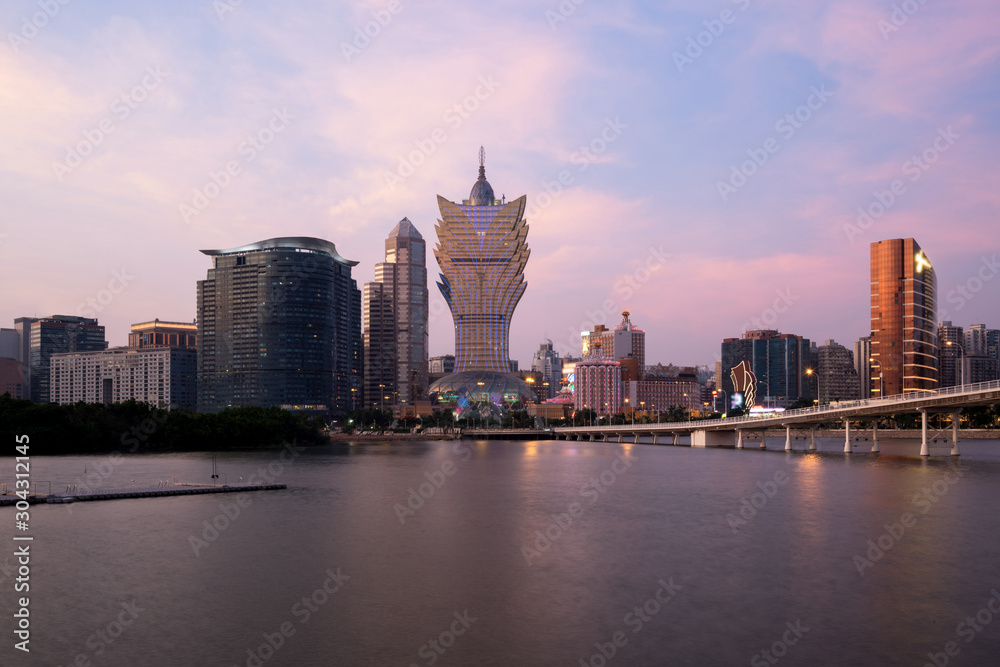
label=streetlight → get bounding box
[716,388,728,417]
[869,357,883,398]
[683,392,689,421]
[946,340,965,387]
[475,381,485,430]
[640,401,645,423]
[757,380,770,410]
[805,368,815,405]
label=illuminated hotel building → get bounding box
[574,341,623,415]
[581,310,646,380]
[434,148,529,373]
[428,149,534,418]
[869,238,938,396]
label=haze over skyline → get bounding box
[2,0,998,369]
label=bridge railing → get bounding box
[557,379,1000,431]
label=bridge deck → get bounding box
[556,380,1000,437]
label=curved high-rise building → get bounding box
[197,237,362,414]
[434,147,529,372]
[869,238,938,396]
[429,149,533,419]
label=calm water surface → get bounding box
[3,439,1000,666]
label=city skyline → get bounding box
[2,0,998,370]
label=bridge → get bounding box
[554,379,1000,456]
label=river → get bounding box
[3,438,1000,666]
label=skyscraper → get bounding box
[720,329,814,406]
[25,315,106,403]
[434,147,529,373]
[870,238,938,396]
[363,218,429,412]
[428,148,534,418]
[197,237,361,414]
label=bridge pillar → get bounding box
[871,420,879,454]
[951,410,961,456]
[589,433,595,442]
[785,425,792,452]
[652,432,658,445]
[617,433,623,443]
[809,425,816,451]
[844,419,851,453]
[736,430,743,449]
[919,409,929,456]
[760,432,766,450]
[672,432,679,446]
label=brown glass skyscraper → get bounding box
[870,238,938,396]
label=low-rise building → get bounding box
[50,347,196,410]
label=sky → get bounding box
[2,0,999,371]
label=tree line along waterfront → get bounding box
[0,393,325,454]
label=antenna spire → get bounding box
[477,146,487,180]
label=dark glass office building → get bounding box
[196,237,362,414]
[26,315,107,403]
[720,329,815,406]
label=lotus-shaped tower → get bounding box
[429,148,533,419]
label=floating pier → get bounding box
[0,483,286,506]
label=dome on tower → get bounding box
[469,146,495,206]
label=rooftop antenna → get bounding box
[478,146,486,179]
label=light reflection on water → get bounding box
[2,439,1000,666]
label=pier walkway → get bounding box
[0,482,286,506]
